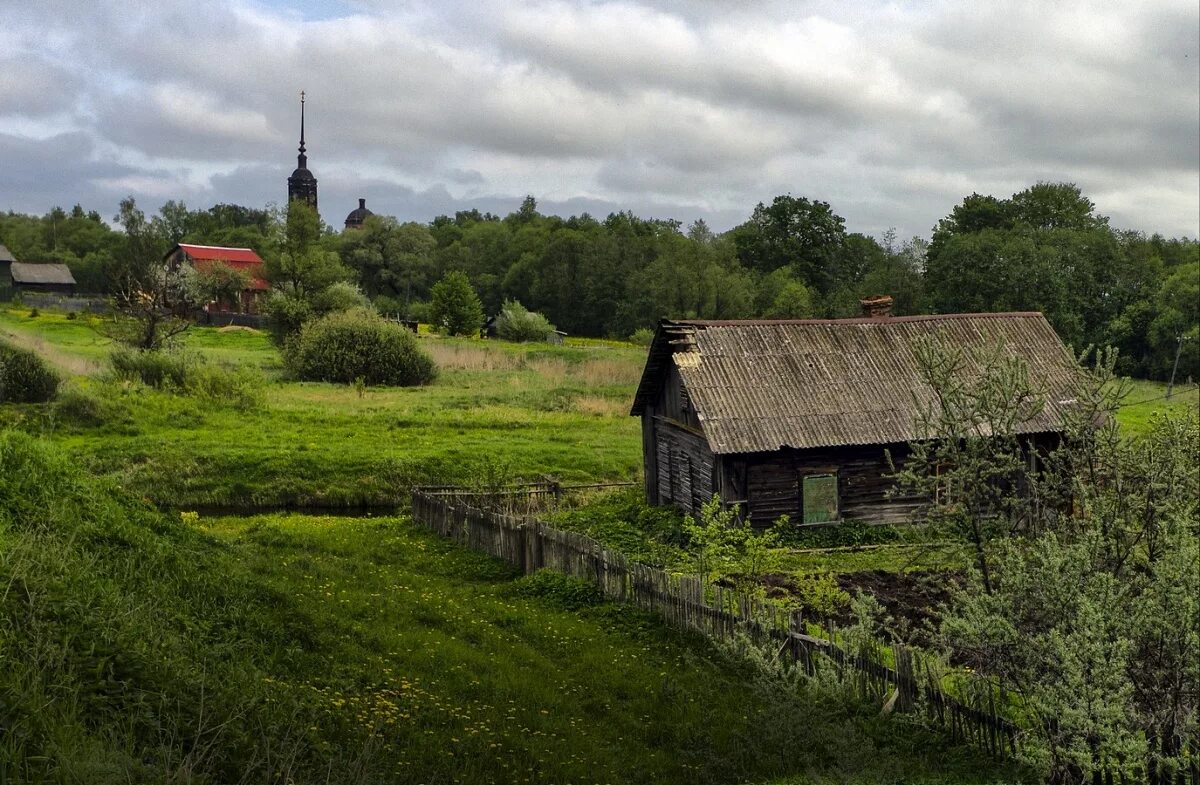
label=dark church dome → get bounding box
[291,166,316,181]
[344,198,374,229]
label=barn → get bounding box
[10,262,77,295]
[164,244,269,313]
[630,299,1081,526]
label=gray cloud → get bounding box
[0,0,1195,240]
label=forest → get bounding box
[0,182,1196,380]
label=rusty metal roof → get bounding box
[631,313,1081,455]
[10,262,76,286]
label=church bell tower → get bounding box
[287,91,318,211]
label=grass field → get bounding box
[0,430,1026,783]
[0,307,643,507]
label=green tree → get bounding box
[184,261,251,311]
[429,271,484,336]
[731,195,848,292]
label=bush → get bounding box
[54,384,120,427]
[311,281,373,315]
[284,308,436,386]
[494,299,555,342]
[0,340,60,403]
[263,289,313,344]
[109,348,264,409]
[110,346,193,389]
[629,327,655,346]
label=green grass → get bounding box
[0,306,643,507]
[0,430,1027,783]
[1113,378,1200,436]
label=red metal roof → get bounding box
[177,244,264,264]
[175,245,269,291]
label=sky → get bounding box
[1,0,1197,240]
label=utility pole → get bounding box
[1166,333,1192,399]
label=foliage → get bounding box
[0,339,59,402]
[493,299,555,342]
[793,572,852,617]
[683,497,788,590]
[183,259,252,311]
[898,338,1200,781]
[777,519,902,549]
[628,327,655,346]
[510,569,605,610]
[283,308,436,386]
[429,270,485,336]
[109,346,265,409]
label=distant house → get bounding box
[630,298,1080,526]
[0,244,17,298]
[10,262,77,295]
[165,243,269,313]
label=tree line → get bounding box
[1,183,1195,379]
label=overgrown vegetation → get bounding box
[283,308,437,386]
[494,298,555,342]
[0,338,59,402]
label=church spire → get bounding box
[287,89,318,212]
[297,90,308,168]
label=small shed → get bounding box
[0,244,17,298]
[10,262,77,295]
[165,243,269,313]
[630,303,1080,526]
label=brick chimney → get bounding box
[860,295,894,318]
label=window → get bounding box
[802,474,839,524]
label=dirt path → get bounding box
[0,327,103,377]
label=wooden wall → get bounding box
[729,444,923,526]
[642,365,716,517]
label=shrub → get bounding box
[629,327,655,346]
[794,572,852,617]
[0,340,60,403]
[284,308,436,386]
[494,299,555,342]
[186,363,266,410]
[311,281,373,315]
[110,346,193,389]
[53,384,121,427]
[429,271,484,336]
[263,289,313,343]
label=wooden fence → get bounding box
[410,485,1197,784]
[411,487,1020,751]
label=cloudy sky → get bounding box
[1,0,1197,239]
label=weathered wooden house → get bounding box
[10,262,77,295]
[630,300,1080,526]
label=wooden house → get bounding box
[165,243,269,313]
[630,300,1081,526]
[10,262,77,295]
[0,244,17,299]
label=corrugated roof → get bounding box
[631,314,1081,455]
[176,244,265,264]
[10,262,76,286]
[0,244,16,264]
[173,244,268,291]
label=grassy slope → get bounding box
[0,431,1024,783]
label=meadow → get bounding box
[0,430,1023,784]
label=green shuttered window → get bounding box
[802,474,839,524]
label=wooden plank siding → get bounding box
[731,444,923,526]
